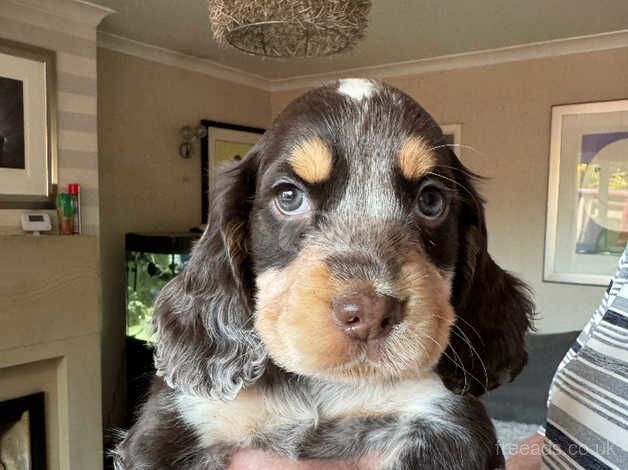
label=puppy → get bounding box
[114,79,533,469]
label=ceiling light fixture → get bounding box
[207,0,371,58]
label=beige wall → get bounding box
[271,47,628,335]
[98,45,627,434]
[97,47,270,432]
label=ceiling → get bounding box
[93,0,628,80]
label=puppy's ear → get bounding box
[152,147,267,399]
[438,161,534,396]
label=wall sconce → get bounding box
[179,125,207,159]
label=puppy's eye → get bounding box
[275,184,311,216]
[416,183,446,220]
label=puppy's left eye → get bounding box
[416,183,447,220]
[275,184,311,216]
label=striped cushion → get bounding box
[542,248,628,470]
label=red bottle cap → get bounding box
[68,183,80,195]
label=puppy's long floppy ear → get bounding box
[152,147,267,400]
[437,158,534,396]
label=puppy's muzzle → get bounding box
[331,288,404,341]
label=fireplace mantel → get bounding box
[0,235,102,469]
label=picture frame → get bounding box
[200,120,265,223]
[0,37,58,208]
[441,124,462,157]
[544,99,628,286]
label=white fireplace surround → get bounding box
[1,235,104,469]
[1,234,104,469]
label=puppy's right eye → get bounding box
[416,180,448,221]
[274,184,311,216]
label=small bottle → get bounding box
[56,193,74,235]
[68,183,81,234]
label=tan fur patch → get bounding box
[254,243,454,383]
[177,388,269,446]
[398,136,437,180]
[255,247,352,375]
[393,251,454,371]
[288,137,333,183]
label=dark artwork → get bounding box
[0,76,25,169]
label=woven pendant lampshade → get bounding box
[208,0,371,57]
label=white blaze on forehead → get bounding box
[337,78,377,101]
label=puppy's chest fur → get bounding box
[176,373,451,455]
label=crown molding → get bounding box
[97,29,628,93]
[97,32,270,90]
[268,29,628,91]
[8,0,114,27]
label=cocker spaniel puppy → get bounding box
[115,79,533,470]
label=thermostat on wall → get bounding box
[21,212,52,235]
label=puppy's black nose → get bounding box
[331,289,403,341]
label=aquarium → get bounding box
[125,233,199,341]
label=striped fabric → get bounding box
[542,246,628,469]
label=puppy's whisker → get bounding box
[430,164,481,180]
[426,171,482,212]
[240,314,256,327]
[450,344,488,394]
[427,143,482,155]
[422,334,468,394]
[452,316,484,344]
[426,144,485,165]
[433,311,489,389]
[450,324,489,390]
[414,340,434,372]
[432,312,484,348]
[424,333,487,394]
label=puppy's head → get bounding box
[154,79,533,399]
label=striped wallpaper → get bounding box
[0,0,108,235]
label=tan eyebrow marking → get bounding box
[398,136,437,180]
[288,137,333,184]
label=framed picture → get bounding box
[0,38,57,208]
[0,392,47,470]
[545,100,628,285]
[441,124,462,157]
[200,120,264,223]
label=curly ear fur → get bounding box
[438,162,535,396]
[152,150,267,399]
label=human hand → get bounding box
[228,448,382,470]
[506,433,543,470]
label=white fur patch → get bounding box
[175,386,319,448]
[337,78,377,101]
[176,391,266,447]
[318,372,451,419]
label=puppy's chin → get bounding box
[254,247,454,383]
